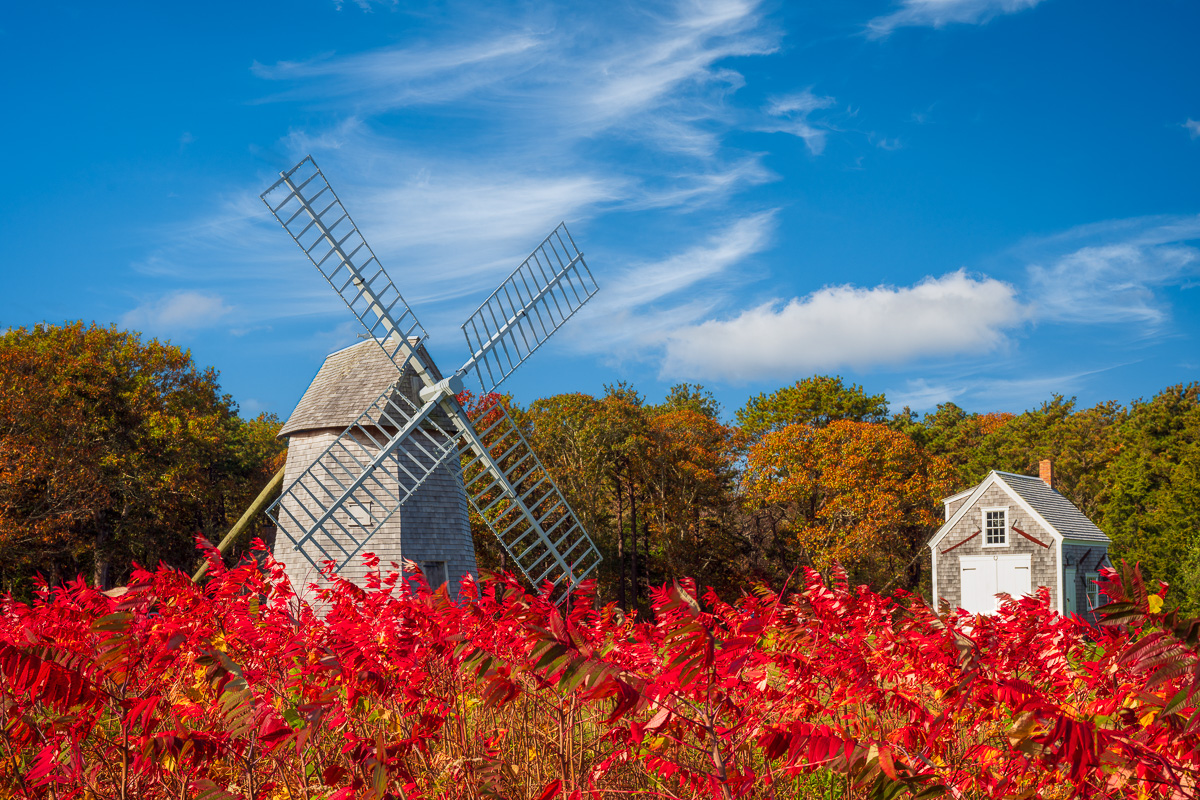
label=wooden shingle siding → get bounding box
[1062,542,1110,624]
[935,483,1058,609]
[275,341,477,606]
[280,340,442,438]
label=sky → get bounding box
[2,0,1198,423]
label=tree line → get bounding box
[2,323,1198,612]
[500,377,1200,613]
[0,323,284,596]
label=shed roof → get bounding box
[929,469,1111,549]
[279,339,441,437]
[993,471,1111,544]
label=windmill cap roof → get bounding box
[279,338,442,437]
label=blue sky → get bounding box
[2,0,1198,421]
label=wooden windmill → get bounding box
[260,156,601,603]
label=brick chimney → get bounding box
[1039,459,1053,490]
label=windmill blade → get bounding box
[454,400,601,602]
[459,223,599,394]
[268,381,460,573]
[261,156,430,376]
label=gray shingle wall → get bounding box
[934,483,1059,609]
[1063,542,1111,625]
[945,496,969,520]
[275,428,478,606]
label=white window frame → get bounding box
[982,507,1008,548]
[347,501,374,527]
[1085,571,1100,611]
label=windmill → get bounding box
[260,156,601,603]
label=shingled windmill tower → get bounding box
[261,156,602,604]
[275,340,477,598]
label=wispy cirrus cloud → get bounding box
[867,0,1047,38]
[1184,119,1200,139]
[1021,214,1200,328]
[662,270,1026,381]
[887,363,1119,412]
[760,89,837,154]
[130,2,794,347]
[252,33,544,110]
[255,0,778,148]
[121,291,233,333]
[571,211,777,360]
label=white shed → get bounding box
[928,461,1111,621]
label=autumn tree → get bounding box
[521,386,651,610]
[0,322,284,593]
[737,375,888,443]
[890,402,1015,485]
[742,419,952,592]
[641,397,742,597]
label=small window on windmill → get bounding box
[421,560,449,590]
[347,501,374,527]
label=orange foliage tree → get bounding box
[742,419,952,590]
[0,322,283,593]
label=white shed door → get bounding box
[959,553,1033,614]
[959,558,994,614]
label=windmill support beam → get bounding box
[192,464,286,582]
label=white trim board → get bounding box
[928,471,1063,552]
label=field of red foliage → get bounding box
[2,542,1198,799]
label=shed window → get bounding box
[1085,572,1101,610]
[984,508,1007,546]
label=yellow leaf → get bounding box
[1148,594,1164,614]
[1139,711,1157,728]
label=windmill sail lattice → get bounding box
[263,157,428,374]
[460,224,598,395]
[261,156,601,601]
[456,402,601,593]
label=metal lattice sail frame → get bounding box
[261,156,601,602]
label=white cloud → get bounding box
[255,0,777,145]
[570,211,776,359]
[761,89,837,154]
[1023,214,1200,327]
[252,33,544,110]
[1184,119,1200,139]
[661,270,1025,381]
[867,0,1047,38]
[121,291,233,333]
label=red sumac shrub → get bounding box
[0,543,1197,799]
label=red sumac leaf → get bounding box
[536,778,562,800]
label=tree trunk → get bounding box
[615,475,627,611]
[629,478,640,610]
[93,517,111,590]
